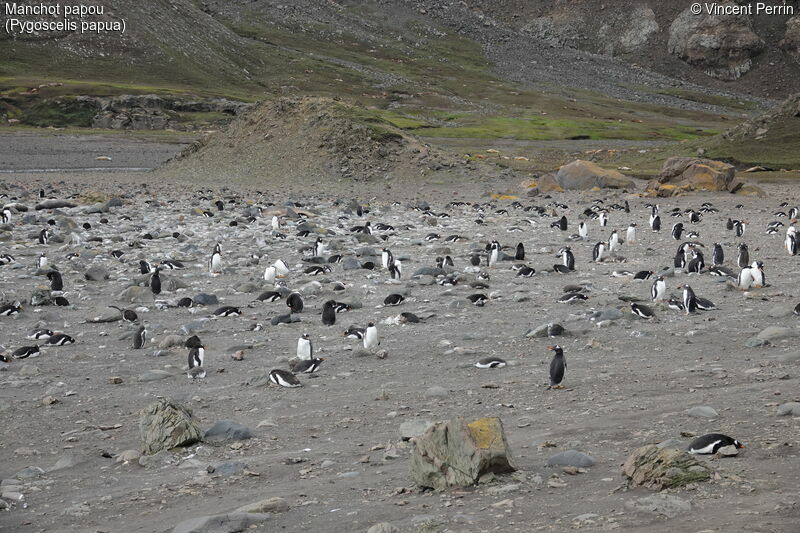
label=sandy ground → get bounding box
[0,136,798,533]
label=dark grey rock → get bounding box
[204,421,253,443]
[547,450,595,468]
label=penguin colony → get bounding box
[10,189,800,473]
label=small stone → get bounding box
[717,445,739,457]
[777,402,800,416]
[686,406,718,418]
[425,386,447,399]
[625,493,692,518]
[109,376,123,384]
[547,450,595,468]
[235,497,289,514]
[367,523,399,533]
[116,449,141,464]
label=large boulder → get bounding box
[646,157,735,196]
[410,417,516,489]
[668,5,764,80]
[139,399,202,455]
[780,16,800,58]
[554,160,635,190]
[622,445,711,490]
[172,512,272,533]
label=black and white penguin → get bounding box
[551,216,567,231]
[176,297,194,308]
[734,220,746,237]
[364,322,379,350]
[312,237,324,257]
[38,228,49,245]
[686,249,705,274]
[132,325,147,349]
[680,284,698,315]
[651,276,666,301]
[139,260,152,274]
[389,259,402,279]
[649,205,661,232]
[1,207,11,223]
[381,248,394,270]
[327,254,343,264]
[633,270,653,281]
[291,357,325,374]
[559,247,575,271]
[598,211,608,227]
[333,302,352,313]
[12,345,40,359]
[53,296,69,307]
[487,240,500,268]
[47,333,75,345]
[695,296,716,311]
[269,369,302,388]
[209,243,222,273]
[36,252,47,270]
[286,292,304,313]
[384,294,405,306]
[726,218,735,231]
[297,333,313,360]
[150,268,162,298]
[737,243,750,269]
[688,433,745,455]
[213,306,241,317]
[160,260,184,269]
[626,223,636,244]
[187,342,206,379]
[689,210,702,224]
[257,290,282,302]
[344,325,366,339]
[578,221,588,239]
[547,345,566,389]
[214,199,224,211]
[27,328,53,340]
[786,226,798,255]
[558,292,588,303]
[671,222,684,241]
[47,270,63,291]
[0,301,21,316]
[304,265,331,275]
[515,242,525,260]
[109,305,137,323]
[0,253,15,265]
[322,300,337,326]
[474,357,507,369]
[592,242,606,263]
[712,243,724,265]
[630,302,654,319]
[470,254,481,267]
[467,293,488,306]
[516,266,536,278]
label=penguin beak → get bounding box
[546,345,555,351]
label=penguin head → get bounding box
[733,439,745,449]
[301,333,310,340]
[367,322,375,328]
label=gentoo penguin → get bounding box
[109,305,137,323]
[630,302,654,319]
[344,325,366,339]
[0,301,21,316]
[389,260,402,279]
[515,242,525,260]
[12,345,40,359]
[214,200,224,211]
[551,216,567,231]
[47,270,63,291]
[269,369,302,388]
[547,345,566,389]
[286,292,304,313]
[381,248,394,269]
[263,265,277,283]
[633,270,653,280]
[467,293,488,306]
[322,300,337,326]
[27,328,53,340]
[312,237,324,257]
[598,211,608,227]
[734,220,746,237]
[333,302,352,313]
[38,228,49,245]
[686,249,705,274]
[132,325,147,349]
[750,260,765,288]
[139,260,152,274]
[649,204,660,230]
[671,222,684,240]
[592,241,606,263]
[0,253,15,265]
[689,210,702,224]
[737,243,750,269]
[679,284,698,314]
[47,333,74,345]
[209,243,222,273]
[712,243,724,265]
[1,207,11,223]
[36,252,47,270]
[626,224,636,244]
[363,322,379,351]
[176,297,194,308]
[474,357,507,369]
[187,341,206,379]
[578,221,588,239]
[726,218,735,231]
[608,229,620,252]
[213,305,241,317]
[53,296,69,307]
[297,333,313,360]
[257,290,282,302]
[651,276,666,301]
[160,259,184,270]
[150,268,162,298]
[559,247,575,271]
[688,433,745,455]
[786,227,798,255]
[291,357,324,374]
[558,292,588,303]
[273,259,290,277]
[790,207,799,219]
[304,265,331,275]
[488,240,500,268]
[271,216,280,230]
[384,294,405,306]
[516,265,536,277]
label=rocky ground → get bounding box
[0,161,799,533]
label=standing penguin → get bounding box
[560,247,575,271]
[786,227,797,255]
[139,260,152,274]
[734,220,746,237]
[312,237,324,257]
[649,205,660,232]
[381,248,394,269]
[487,240,500,268]
[750,260,765,288]
[671,223,684,240]
[296,333,313,360]
[578,221,588,239]
[322,300,336,326]
[150,267,162,299]
[551,216,568,231]
[271,216,280,231]
[1,207,11,223]
[263,265,276,283]
[36,252,47,270]
[38,228,49,245]
[608,229,619,252]
[686,249,705,274]
[515,242,525,260]
[286,292,304,313]
[547,345,567,389]
[592,241,606,263]
[598,211,608,227]
[737,243,750,269]
[132,325,147,349]
[209,243,222,273]
[389,259,402,279]
[680,284,698,315]
[187,340,206,379]
[712,243,724,265]
[364,322,379,351]
[47,270,63,291]
[626,224,636,244]
[651,276,666,301]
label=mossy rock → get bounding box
[622,445,711,490]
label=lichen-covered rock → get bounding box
[668,6,764,80]
[646,157,736,195]
[410,417,516,489]
[30,288,53,306]
[139,398,202,455]
[554,160,635,190]
[780,16,800,58]
[622,445,711,490]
